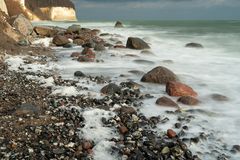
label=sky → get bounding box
[72,0,240,20]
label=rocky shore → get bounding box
[0,8,239,160]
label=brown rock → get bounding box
[211,94,229,101]
[178,96,199,105]
[119,125,128,134]
[73,39,85,45]
[141,66,178,84]
[120,106,137,115]
[34,26,58,37]
[167,129,177,138]
[52,35,70,46]
[82,141,93,150]
[166,81,198,97]
[81,47,96,59]
[114,45,126,48]
[70,52,81,57]
[126,37,150,50]
[156,96,179,108]
[77,56,94,62]
[100,83,120,95]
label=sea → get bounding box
[27,20,240,160]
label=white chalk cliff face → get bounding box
[4,0,77,21]
[0,0,8,15]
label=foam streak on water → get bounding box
[32,21,240,160]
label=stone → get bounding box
[77,56,94,62]
[166,81,198,97]
[74,71,85,77]
[185,43,203,48]
[100,83,121,95]
[120,106,137,115]
[141,66,178,84]
[119,125,128,134]
[156,96,179,108]
[82,141,93,150]
[66,24,81,33]
[34,26,59,37]
[114,45,126,48]
[126,37,150,50]
[115,21,124,28]
[178,96,199,105]
[18,39,29,46]
[70,52,81,57]
[52,35,70,46]
[161,147,170,154]
[9,14,33,36]
[211,94,229,101]
[178,96,199,106]
[81,47,96,59]
[167,129,177,138]
[73,39,85,45]
[94,43,106,51]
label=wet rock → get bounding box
[120,106,137,115]
[119,125,128,134]
[126,37,150,50]
[140,50,153,54]
[94,43,106,51]
[63,43,73,48]
[141,66,178,84]
[167,129,177,138]
[128,70,145,75]
[70,52,81,57]
[114,45,126,48]
[115,21,124,28]
[178,96,199,105]
[77,56,94,62]
[100,83,121,95]
[74,71,85,77]
[52,35,70,46]
[82,141,93,150]
[34,26,59,37]
[166,81,198,97]
[91,29,101,35]
[10,14,33,36]
[175,123,182,129]
[231,145,240,153]
[73,39,85,45]
[156,96,179,108]
[66,24,81,33]
[82,42,95,48]
[81,47,96,59]
[133,59,154,65]
[100,33,111,36]
[18,39,29,46]
[211,94,229,101]
[185,43,203,48]
[14,103,40,115]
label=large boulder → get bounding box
[115,21,124,28]
[9,14,33,36]
[141,66,178,84]
[156,96,179,108]
[34,26,60,37]
[66,24,81,33]
[52,35,70,46]
[166,81,198,97]
[126,37,150,50]
[185,43,203,48]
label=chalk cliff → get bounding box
[0,0,8,15]
[4,0,77,21]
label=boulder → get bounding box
[156,96,179,108]
[94,43,106,51]
[34,26,59,37]
[178,96,199,105]
[100,83,121,95]
[52,35,70,46]
[81,47,96,59]
[70,52,81,57]
[115,21,124,28]
[9,14,33,36]
[74,71,85,77]
[185,43,203,48]
[166,81,198,97]
[126,37,150,50]
[141,66,178,84]
[67,24,81,33]
[211,94,229,101]
[73,39,85,45]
